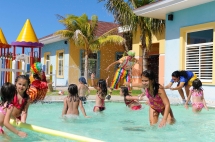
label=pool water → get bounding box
[5,102,215,142]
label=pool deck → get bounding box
[44,86,215,108]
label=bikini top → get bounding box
[145,88,165,110]
[11,94,27,109]
[190,87,203,97]
[125,95,135,106]
[0,104,13,115]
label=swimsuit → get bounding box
[11,94,27,120]
[0,104,13,134]
[145,89,165,113]
[190,87,204,110]
[79,96,87,104]
[125,96,142,110]
[93,95,105,112]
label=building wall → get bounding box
[68,41,125,85]
[41,40,69,86]
[165,1,215,99]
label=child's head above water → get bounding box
[120,86,129,97]
[15,75,31,97]
[79,77,87,84]
[0,82,16,105]
[192,79,202,90]
[68,84,79,101]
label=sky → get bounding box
[0,0,114,44]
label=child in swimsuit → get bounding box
[120,86,144,110]
[129,70,175,127]
[184,79,208,113]
[11,75,31,123]
[78,77,90,104]
[62,84,89,118]
[0,82,27,137]
[91,73,107,112]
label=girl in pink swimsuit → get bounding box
[91,73,108,112]
[0,82,27,137]
[184,79,208,113]
[129,70,175,127]
[120,86,144,110]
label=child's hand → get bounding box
[17,131,27,138]
[106,75,109,80]
[184,104,189,109]
[159,119,166,128]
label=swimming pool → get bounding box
[5,101,215,142]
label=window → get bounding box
[115,52,123,70]
[186,29,213,82]
[56,50,64,78]
[44,52,50,74]
[80,50,100,78]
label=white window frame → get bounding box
[185,29,213,82]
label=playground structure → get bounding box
[0,19,56,87]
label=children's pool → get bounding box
[5,101,215,142]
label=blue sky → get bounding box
[0,0,114,44]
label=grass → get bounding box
[46,89,142,96]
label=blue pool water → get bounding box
[4,101,215,142]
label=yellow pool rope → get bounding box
[10,119,104,142]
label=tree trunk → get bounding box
[84,50,88,80]
[142,47,148,71]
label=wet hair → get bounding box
[120,86,130,104]
[141,70,160,97]
[68,84,79,102]
[15,75,30,100]
[172,70,188,79]
[79,77,87,84]
[97,79,107,97]
[192,79,202,90]
[0,82,16,107]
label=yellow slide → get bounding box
[10,119,103,142]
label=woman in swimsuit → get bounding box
[0,82,27,137]
[120,86,144,110]
[184,79,208,113]
[11,75,31,123]
[91,73,108,112]
[129,70,175,127]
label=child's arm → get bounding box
[158,88,171,128]
[106,75,109,87]
[79,101,89,118]
[4,106,27,137]
[62,97,68,116]
[202,92,208,110]
[21,100,31,123]
[184,90,192,109]
[91,73,98,90]
[125,95,144,101]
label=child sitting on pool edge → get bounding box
[184,79,208,113]
[62,84,89,118]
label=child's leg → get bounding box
[192,106,202,113]
[178,89,186,100]
[149,107,159,125]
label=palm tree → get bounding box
[55,14,125,79]
[98,0,165,71]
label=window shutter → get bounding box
[186,45,213,82]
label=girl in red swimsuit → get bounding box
[0,82,27,137]
[11,75,31,124]
[91,73,108,112]
[120,86,144,110]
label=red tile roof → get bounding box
[39,21,120,40]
